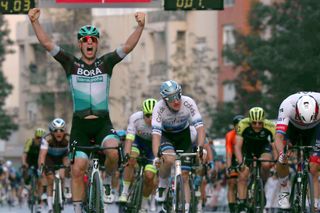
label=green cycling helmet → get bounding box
[249,107,265,122]
[142,98,157,115]
[35,128,46,138]
[77,25,100,40]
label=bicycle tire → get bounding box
[302,173,315,213]
[246,178,255,213]
[175,175,185,213]
[29,175,37,213]
[290,174,302,213]
[88,171,104,213]
[253,178,265,213]
[189,177,198,213]
[125,175,144,213]
[53,178,62,213]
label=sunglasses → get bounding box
[252,121,263,126]
[35,137,42,140]
[79,36,98,43]
[54,129,65,133]
[144,114,152,118]
[164,93,181,103]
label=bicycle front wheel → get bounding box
[89,171,104,213]
[127,175,144,212]
[290,174,302,213]
[253,179,265,213]
[53,178,62,213]
[29,176,37,213]
[302,173,315,213]
[175,175,185,213]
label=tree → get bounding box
[223,0,320,119]
[0,16,18,140]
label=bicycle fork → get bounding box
[173,159,182,211]
[53,171,63,207]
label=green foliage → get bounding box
[223,0,320,120]
[0,16,18,140]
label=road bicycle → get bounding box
[26,166,38,213]
[120,155,152,213]
[43,165,68,213]
[70,140,123,213]
[288,145,317,213]
[160,150,198,213]
[245,158,276,213]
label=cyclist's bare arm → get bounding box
[22,153,28,167]
[124,138,134,155]
[38,149,48,168]
[234,135,244,164]
[28,8,55,52]
[204,143,213,163]
[196,125,205,147]
[274,133,285,158]
[152,133,161,157]
[122,12,145,54]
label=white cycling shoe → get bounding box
[278,191,290,209]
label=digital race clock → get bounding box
[0,0,35,14]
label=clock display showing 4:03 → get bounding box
[0,0,35,14]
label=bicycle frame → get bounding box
[162,150,197,212]
[289,145,315,212]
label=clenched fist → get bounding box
[134,12,146,27]
[28,8,40,23]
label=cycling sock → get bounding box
[47,196,53,210]
[279,176,289,187]
[185,203,190,211]
[122,180,130,194]
[73,201,82,213]
[142,196,149,209]
[159,177,169,188]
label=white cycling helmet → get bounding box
[295,95,319,124]
[5,160,12,168]
[49,118,66,132]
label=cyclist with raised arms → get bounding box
[38,118,69,213]
[152,80,206,213]
[275,92,320,210]
[22,128,46,212]
[28,8,145,213]
[234,107,275,213]
[225,115,244,213]
[118,98,158,212]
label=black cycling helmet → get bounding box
[233,115,244,125]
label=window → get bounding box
[223,83,235,102]
[223,25,235,65]
[224,0,235,7]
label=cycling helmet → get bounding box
[296,95,319,124]
[233,115,245,125]
[142,98,157,115]
[49,118,66,132]
[35,128,46,138]
[77,25,100,40]
[5,160,12,168]
[249,107,265,122]
[160,80,182,99]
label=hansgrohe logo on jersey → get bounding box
[77,76,103,83]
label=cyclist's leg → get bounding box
[259,144,273,182]
[237,160,250,211]
[119,145,139,202]
[69,117,91,212]
[155,139,175,202]
[101,134,120,193]
[227,157,238,212]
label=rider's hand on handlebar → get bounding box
[153,157,161,168]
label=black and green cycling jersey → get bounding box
[52,46,125,118]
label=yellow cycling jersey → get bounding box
[23,138,34,153]
[236,117,276,140]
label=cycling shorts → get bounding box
[160,127,193,171]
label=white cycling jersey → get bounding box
[276,92,320,134]
[152,95,203,135]
[126,111,152,141]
